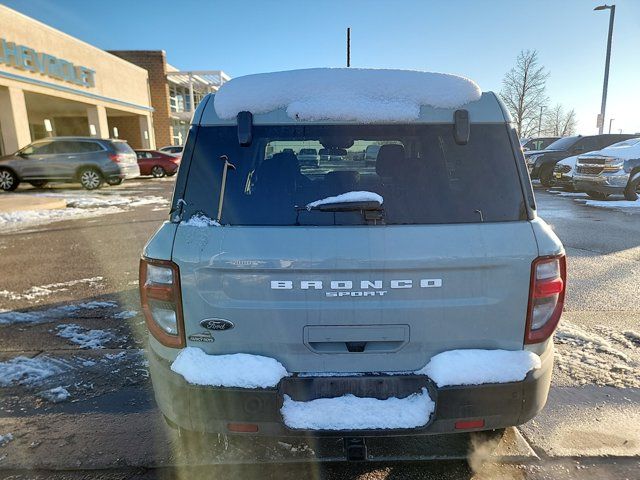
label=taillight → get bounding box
[525,255,566,344]
[139,258,185,348]
[109,154,126,163]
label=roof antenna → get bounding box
[347,27,351,67]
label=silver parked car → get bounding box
[140,70,565,450]
[573,137,640,200]
[0,137,140,191]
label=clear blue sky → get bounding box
[4,0,640,134]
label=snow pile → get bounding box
[182,213,221,227]
[56,324,115,349]
[417,349,541,387]
[171,347,289,388]
[0,277,104,301]
[0,356,69,387]
[38,386,70,403]
[214,68,482,122]
[37,192,169,209]
[281,388,434,430]
[113,310,138,320]
[0,433,13,446]
[306,191,383,210]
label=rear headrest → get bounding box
[256,151,300,194]
[376,144,405,177]
[325,170,360,186]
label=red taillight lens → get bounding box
[109,153,127,163]
[525,255,566,344]
[139,258,185,348]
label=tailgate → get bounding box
[172,222,538,373]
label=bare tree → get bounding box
[500,50,549,138]
[543,104,577,136]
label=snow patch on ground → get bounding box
[578,199,640,211]
[214,68,482,122]
[554,321,640,388]
[0,356,71,387]
[113,310,138,319]
[181,213,221,227]
[281,388,434,430]
[56,324,115,349]
[0,301,118,325]
[36,192,168,209]
[0,206,124,232]
[416,349,541,387]
[306,191,383,210]
[0,277,104,302]
[0,433,13,446]
[38,386,70,403]
[171,347,289,388]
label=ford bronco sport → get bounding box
[140,69,565,449]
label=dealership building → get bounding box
[0,5,228,155]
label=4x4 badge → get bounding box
[200,318,234,331]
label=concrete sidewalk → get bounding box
[0,193,66,213]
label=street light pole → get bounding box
[347,27,351,67]
[609,118,614,134]
[538,106,544,137]
[594,4,616,135]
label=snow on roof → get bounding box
[281,388,434,430]
[214,68,481,123]
[585,137,640,160]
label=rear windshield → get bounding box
[181,124,526,226]
[546,136,578,151]
[112,141,135,154]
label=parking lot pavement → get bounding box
[0,180,638,478]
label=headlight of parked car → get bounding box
[603,157,624,172]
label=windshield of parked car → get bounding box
[546,136,579,151]
[180,123,526,225]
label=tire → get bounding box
[151,165,166,178]
[78,168,103,190]
[29,180,48,188]
[0,168,19,191]
[166,171,177,177]
[623,173,640,201]
[106,177,123,186]
[586,191,609,200]
[539,165,554,188]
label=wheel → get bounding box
[106,177,123,186]
[623,173,640,201]
[586,191,609,200]
[539,165,554,188]
[29,180,48,188]
[166,171,177,177]
[0,168,19,191]
[151,165,166,178]
[78,168,103,190]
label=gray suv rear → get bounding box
[140,70,565,445]
[0,137,140,191]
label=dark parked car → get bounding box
[525,134,637,186]
[0,137,139,191]
[135,150,180,178]
[521,137,560,152]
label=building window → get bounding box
[171,119,188,145]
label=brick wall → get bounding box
[108,116,142,148]
[107,50,172,148]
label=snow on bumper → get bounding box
[156,346,552,435]
[281,388,435,430]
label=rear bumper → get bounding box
[149,343,554,437]
[114,163,141,179]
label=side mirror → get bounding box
[453,110,470,145]
[237,111,253,147]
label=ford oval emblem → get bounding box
[200,318,234,331]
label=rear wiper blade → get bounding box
[298,201,383,212]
